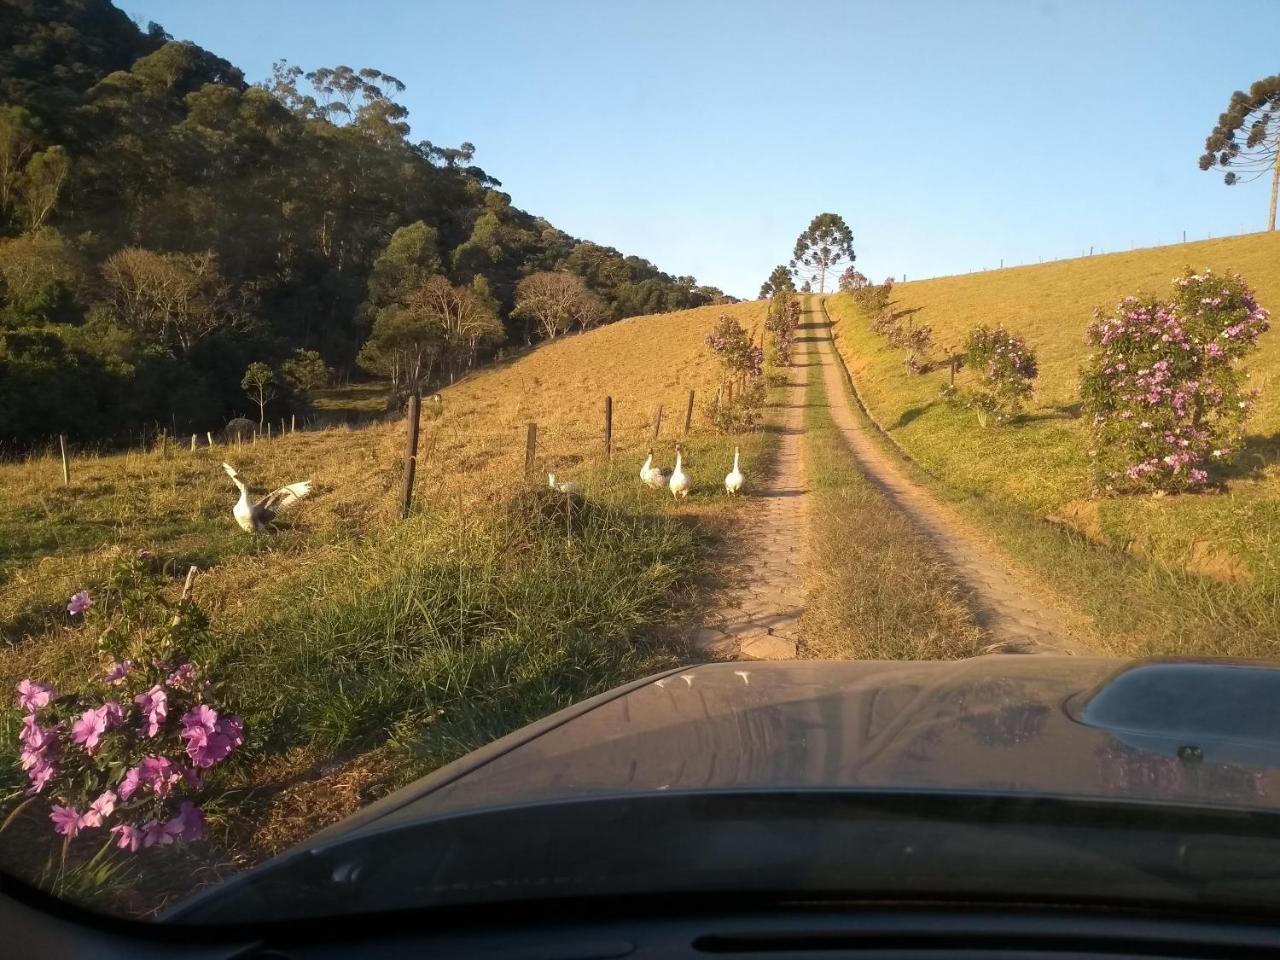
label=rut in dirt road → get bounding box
[811,297,1084,655]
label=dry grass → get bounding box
[824,231,1280,658]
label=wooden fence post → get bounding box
[291,414,296,434]
[190,434,197,452]
[524,423,537,479]
[684,389,695,435]
[267,423,272,440]
[652,404,663,440]
[400,392,422,520]
[58,434,70,486]
[206,431,214,447]
[727,381,734,407]
[603,396,612,460]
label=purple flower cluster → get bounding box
[1082,269,1269,494]
[704,314,764,379]
[764,295,801,366]
[964,324,1038,422]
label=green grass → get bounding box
[798,333,984,661]
[822,231,1280,658]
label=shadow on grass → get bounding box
[891,403,937,430]
[1217,430,1280,482]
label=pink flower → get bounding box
[19,715,57,752]
[70,709,107,754]
[51,805,81,838]
[79,790,117,829]
[180,705,244,769]
[16,680,55,712]
[166,663,199,693]
[103,661,133,685]
[141,818,183,848]
[70,702,123,754]
[167,801,205,843]
[134,685,168,737]
[67,591,93,617]
[128,756,182,798]
[118,766,142,801]
[28,761,56,794]
[110,824,143,852]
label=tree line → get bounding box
[0,0,731,448]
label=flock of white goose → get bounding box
[223,443,747,535]
[552,445,743,499]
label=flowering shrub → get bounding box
[853,277,894,316]
[1081,269,1270,494]
[704,314,765,434]
[704,314,763,378]
[964,324,1038,425]
[764,294,801,366]
[9,552,241,855]
[838,268,868,293]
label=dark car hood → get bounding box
[171,655,1280,921]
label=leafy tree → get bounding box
[800,280,812,293]
[404,274,502,377]
[0,229,85,325]
[280,348,329,394]
[511,271,606,341]
[240,361,276,426]
[790,213,855,293]
[758,264,795,299]
[100,248,243,355]
[0,107,40,232]
[16,145,70,231]
[1199,74,1280,230]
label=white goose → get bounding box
[724,446,744,496]
[668,447,692,499]
[548,473,580,495]
[222,462,313,534]
[640,449,669,490]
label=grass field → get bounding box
[824,230,1280,659]
[0,300,775,912]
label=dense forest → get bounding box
[0,0,731,448]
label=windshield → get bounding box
[4,0,1280,927]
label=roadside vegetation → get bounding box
[0,299,777,914]
[823,231,1280,658]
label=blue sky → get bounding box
[121,0,1280,299]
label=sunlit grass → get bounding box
[824,230,1280,657]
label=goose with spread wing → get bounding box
[223,462,313,533]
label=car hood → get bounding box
[295,655,1280,844]
[171,655,1280,921]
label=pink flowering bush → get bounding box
[8,553,242,856]
[1081,269,1270,495]
[964,324,1039,425]
[704,314,766,433]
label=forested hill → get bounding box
[0,0,731,447]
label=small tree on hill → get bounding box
[241,362,276,426]
[280,348,329,394]
[759,264,795,299]
[1199,74,1280,231]
[511,271,605,341]
[790,213,855,294]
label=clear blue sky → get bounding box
[120,0,1280,299]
